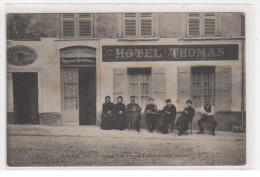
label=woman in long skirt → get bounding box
[100,96,115,130]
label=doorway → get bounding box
[12,72,39,124]
[79,67,96,125]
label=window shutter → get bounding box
[140,13,152,37]
[188,13,200,36]
[79,13,92,37]
[204,13,216,36]
[177,66,191,109]
[63,21,75,37]
[62,14,75,37]
[113,68,127,102]
[215,66,232,111]
[124,13,137,37]
[152,68,166,109]
[189,19,200,36]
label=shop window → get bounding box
[123,13,154,38]
[127,68,151,107]
[188,13,217,37]
[61,13,93,38]
[191,67,215,108]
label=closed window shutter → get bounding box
[215,66,232,111]
[125,20,136,37]
[204,13,216,36]
[79,13,92,37]
[63,20,75,37]
[79,20,91,37]
[177,66,191,109]
[189,19,200,36]
[113,68,127,102]
[140,13,152,37]
[188,13,200,36]
[204,19,216,36]
[124,13,137,37]
[152,68,166,109]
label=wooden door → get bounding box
[12,72,38,124]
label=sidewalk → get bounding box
[7,125,246,167]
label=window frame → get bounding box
[191,66,216,108]
[61,13,94,39]
[123,13,154,38]
[127,68,152,107]
[187,12,217,37]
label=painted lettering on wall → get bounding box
[102,45,238,62]
[60,57,96,65]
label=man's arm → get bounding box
[208,106,215,116]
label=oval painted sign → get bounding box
[7,45,37,66]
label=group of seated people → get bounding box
[101,95,217,136]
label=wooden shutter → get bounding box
[124,13,137,37]
[62,14,75,37]
[188,13,200,36]
[152,68,166,108]
[140,13,152,37]
[204,13,216,36]
[79,13,92,37]
[215,66,232,111]
[113,68,127,102]
[177,66,191,108]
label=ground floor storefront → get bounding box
[7,125,246,166]
[6,38,245,131]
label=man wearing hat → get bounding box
[145,98,158,133]
[176,100,195,136]
[160,99,177,134]
[197,98,217,136]
[126,96,142,132]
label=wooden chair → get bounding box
[202,121,212,135]
[188,116,194,134]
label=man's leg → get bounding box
[210,116,217,136]
[197,116,207,133]
[171,118,175,132]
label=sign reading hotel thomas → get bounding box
[60,57,96,65]
[102,44,238,62]
[7,45,37,66]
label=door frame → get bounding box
[60,65,97,125]
[7,69,43,115]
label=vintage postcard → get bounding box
[5,5,247,168]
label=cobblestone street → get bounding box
[7,125,246,167]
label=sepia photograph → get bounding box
[6,11,246,167]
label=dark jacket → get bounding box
[145,104,157,113]
[102,102,114,114]
[161,104,177,120]
[126,103,142,113]
[181,106,195,122]
[114,103,126,115]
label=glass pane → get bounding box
[129,83,138,96]
[64,97,77,110]
[64,83,77,97]
[141,83,149,95]
[64,70,77,83]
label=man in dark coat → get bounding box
[145,98,158,133]
[160,99,177,134]
[114,96,126,131]
[100,96,115,130]
[197,99,217,136]
[176,100,195,136]
[126,96,142,132]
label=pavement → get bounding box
[7,125,246,167]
